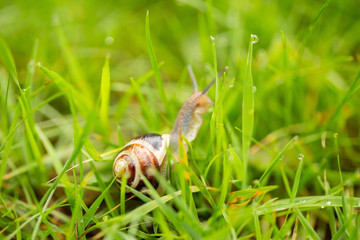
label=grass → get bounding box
[1,0,360,239]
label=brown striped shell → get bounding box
[113,134,170,190]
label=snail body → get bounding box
[113,66,228,190]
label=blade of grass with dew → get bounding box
[295,208,321,240]
[255,195,360,216]
[99,54,111,132]
[290,154,304,202]
[209,37,230,190]
[242,34,258,189]
[145,11,173,119]
[258,136,298,186]
[229,186,278,204]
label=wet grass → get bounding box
[1,0,360,239]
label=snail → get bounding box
[113,65,229,190]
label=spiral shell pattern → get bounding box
[113,134,170,190]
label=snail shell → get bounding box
[113,134,170,190]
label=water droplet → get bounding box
[294,135,299,142]
[80,219,84,223]
[229,84,234,88]
[37,62,41,66]
[251,34,259,44]
[279,155,284,161]
[210,36,216,44]
[326,201,331,206]
[358,201,360,207]
[333,133,338,138]
[301,200,306,203]
[22,89,26,92]
[321,206,324,209]
[298,153,304,161]
[248,185,252,189]
[105,36,114,45]
[252,86,257,93]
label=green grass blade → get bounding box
[324,69,360,130]
[140,173,202,238]
[253,212,262,240]
[295,208,320,240]
[242,34,258,189]
[39,109,96,206]
[25,39,38,90]
[290,154,304,202]
[83,176,118,227]
[258,136,297,185]
[298,0,335,57]
[280,164,292,197]
[0,105,20,190]
[37,64,90,116]
[99,55,111,132]
[145,11,173,118]
[332,214,356,240]
[0,35,18,82]
[82,140,117,217]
